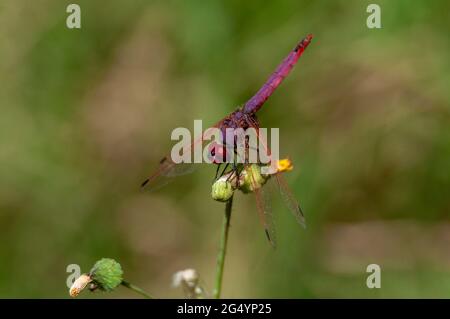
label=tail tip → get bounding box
[295,34,313,51]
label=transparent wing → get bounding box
[246,117,306,227]
[140,156,197,191]
[141,124,221,191]
[245,165,277,247]
[273,173,306,228]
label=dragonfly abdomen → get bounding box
[243,34,313,114]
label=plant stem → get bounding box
[121,280,153,299]
[213,195,234,299]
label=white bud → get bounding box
[69,274,92,297]
[172,269,199,288]
[172,268,204,298]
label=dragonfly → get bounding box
[142,34,313,247]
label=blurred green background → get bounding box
[0,0,449,298]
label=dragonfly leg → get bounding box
[220,163,230,179]
[214,163,222,181]
[226,161,238,183]
[227,160,244,185]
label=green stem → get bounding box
[121,280,153,299]
[213,195,234,299]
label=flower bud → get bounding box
[239,165,268,193]
[172,269,199,288]
[89,258,123,292]
[172,268,204,299]
[211,178,234,202]
[69,274,92,297]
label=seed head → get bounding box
[89,258,123,292]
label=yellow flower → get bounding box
[276,159,293,173]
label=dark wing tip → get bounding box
[159,157,167,164]
[141,179,150,188]
[298,204,307,229]
[265,229,276,249]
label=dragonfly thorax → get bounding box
[208,110,259,164]
[225,109,258,130]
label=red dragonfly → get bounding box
[142,34,313,246]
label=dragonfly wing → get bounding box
[141,156,196,191]
[245,165,277,247]
[246,117,306,227]
[273,173,306,227]
[245,116,273,163]
[141,124,221,191]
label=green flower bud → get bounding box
[211,179,234,202]
[89,258,123,292]
[239,165,268,194]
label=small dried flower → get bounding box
[172,269,204,298]
[69,274,92,297]
[173,269,198,288]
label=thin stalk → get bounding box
[121,280,153,299]
[213,195,234,298]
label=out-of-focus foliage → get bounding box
[0,0,449,297]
